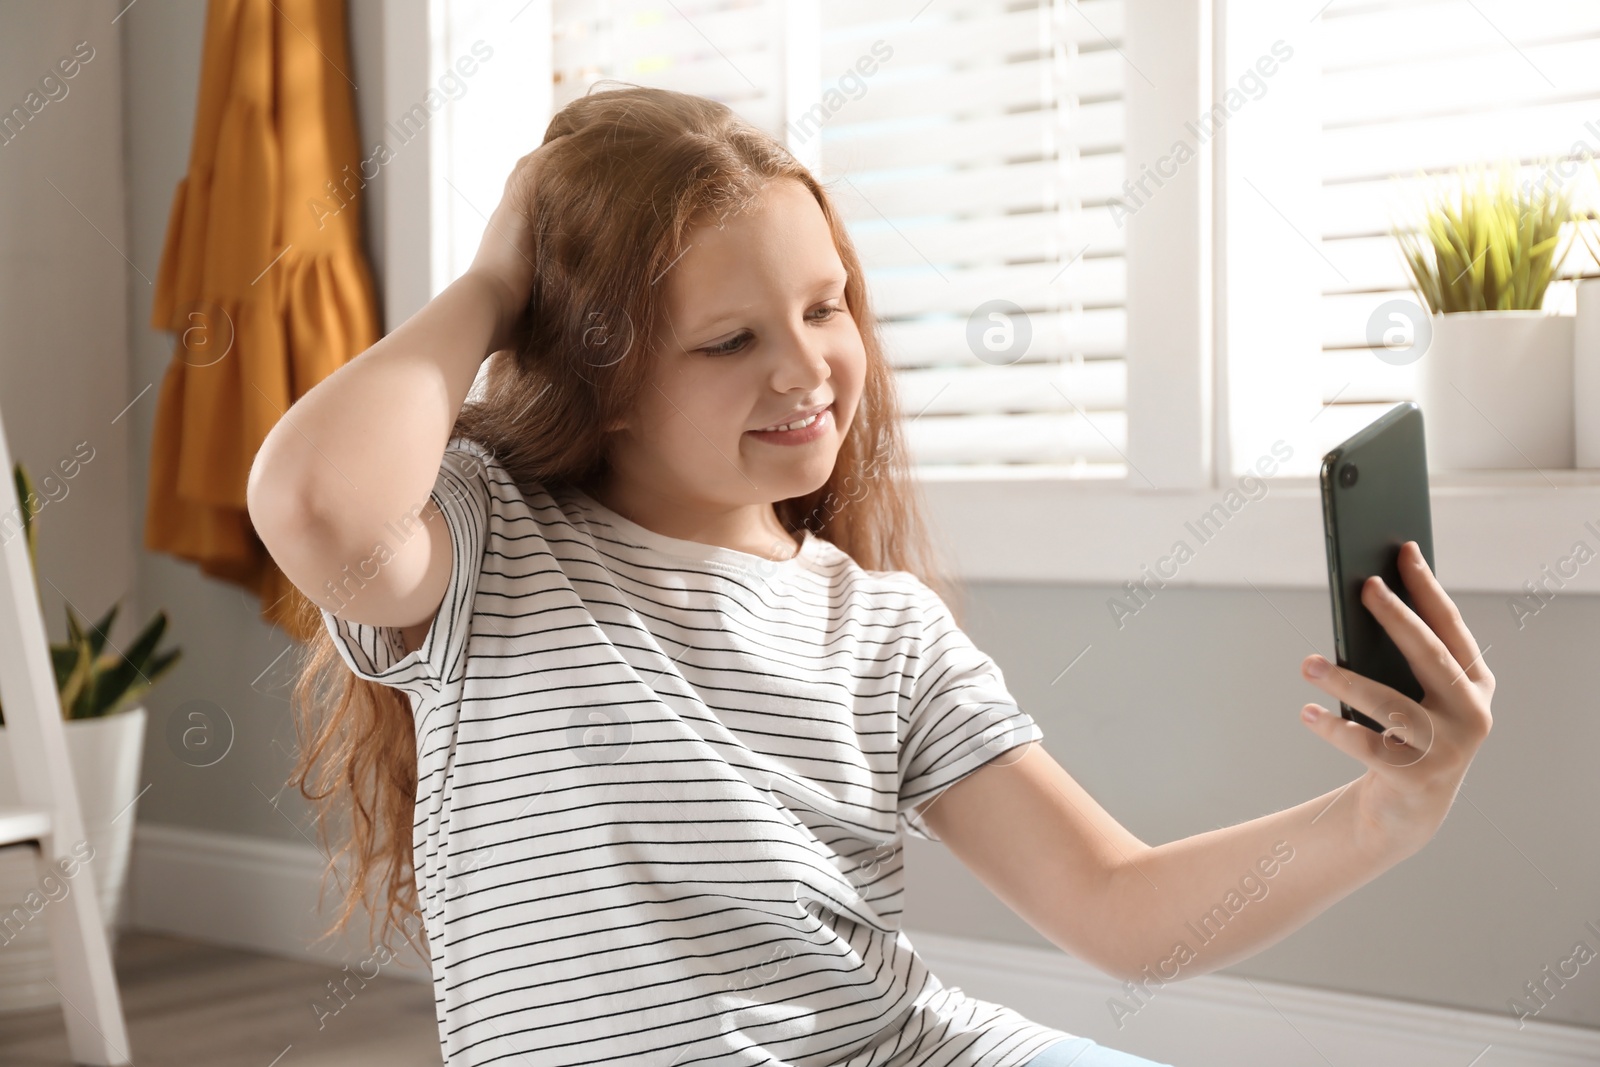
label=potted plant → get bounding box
[0,461,181,1013]
[1393,160,1579,470]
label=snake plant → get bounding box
[0,461,181,725]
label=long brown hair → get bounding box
[286,83,965,958]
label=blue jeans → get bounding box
[1021,1035,1175,1067]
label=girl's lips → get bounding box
[745,403,833,445]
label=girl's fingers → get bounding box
[1303,704,1389,769]
[1393,541,1493,690]
[1304,655,1399,714]
[1303,702,1433,772]
[1303,655,1442,769]
[1359,566,1471,701]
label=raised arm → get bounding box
[246,144,552,632]
[919,541,1494,984]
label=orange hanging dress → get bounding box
[145,0,378,644]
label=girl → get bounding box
[249,85,1493,1067]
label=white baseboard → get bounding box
[910,929,1600,1067]
[129,823,1600,1066]
[126,821,432,981]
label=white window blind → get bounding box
[552,0,788,138]
[549,0,1129,477]
[815,0,1127,476]
[1315,0,1600,445]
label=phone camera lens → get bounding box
[1338,463,1359,488]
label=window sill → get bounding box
[917,469,1600,595]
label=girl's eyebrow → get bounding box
[687,272,848,334]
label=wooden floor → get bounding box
[0,929,441,1065]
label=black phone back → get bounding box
[1320,402,1436,733]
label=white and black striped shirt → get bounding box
[321,436,1072,1067]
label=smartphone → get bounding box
[1319,401,1436,733]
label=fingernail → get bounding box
[1302,705,1321,723]
[1307,657,1328,678]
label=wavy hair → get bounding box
[286,83,963,957]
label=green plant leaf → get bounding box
[1393,159,1580,314]
[91,648,182,720]
[50,640,82,692]
[57,634,94,720]
[84,602,119,661]
[73,610,176,720]
[0,466,181,726]
[65,603,85,651]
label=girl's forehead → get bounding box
[669,202,841,290]
[650,183,844,336]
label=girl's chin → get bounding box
[739,453,837,492]
[745,446,840,474]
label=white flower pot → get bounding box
[1574,279,1600,468]
[1418,311,1574,470]
[0,705,146,1013]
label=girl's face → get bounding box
[595,177,867,555]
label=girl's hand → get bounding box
[467,140,562,353]
[1299,540,1495,856]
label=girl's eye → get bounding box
[700,305,845,356]
[702,333,748,356]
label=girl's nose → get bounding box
[770,324,831,390]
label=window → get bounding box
[552,0,788,137]
[545,0,1131,477]
[402,0,1600,589]
[1312,0,1600,453]
[814,1,1128,476]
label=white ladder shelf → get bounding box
[0,408,133,1064]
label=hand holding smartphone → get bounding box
[1319,402,1437,733]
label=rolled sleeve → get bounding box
[319,438,495,700]
[897,581,1043,843]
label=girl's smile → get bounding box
[745,400,834,444]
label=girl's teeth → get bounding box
[766,411,820,432]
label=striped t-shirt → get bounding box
[320,435,1073,1067]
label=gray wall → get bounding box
[4,0,1592,1034]
[902,581,1600,1029]
[118,0,393,845]
[0,2,133,688]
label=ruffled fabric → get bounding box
[146,0,378,643]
